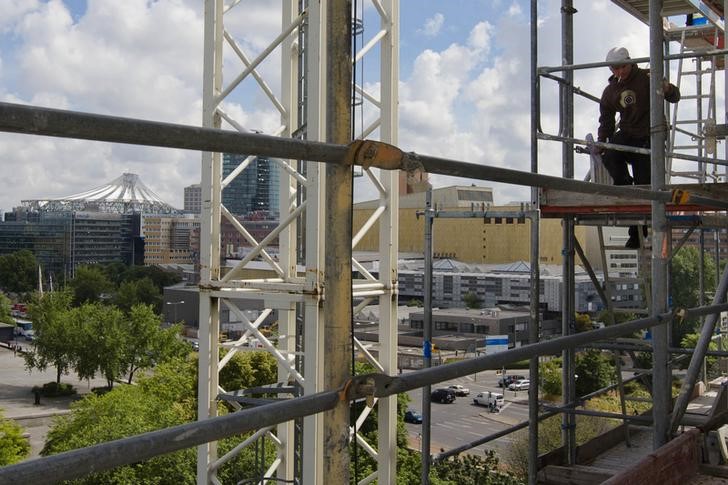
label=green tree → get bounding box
[0,409,30,466]
[0,250,38,294]
[72,303,126,388]
[42,358,275,484]
[113,278,163,313]
[540,357,563,397]
[430,452,522,484]
[119,304,188,384]
[672,246,717,344]
[680,333,719,376]
[575,350,614,396]
[463,291,483,309]
[574,313,592,333]
[100,261,130,287]
[69,266,114,306]
[117,265,183,292]
[24,291,76,384]
[218,350,278,393]
[0,292,12,323]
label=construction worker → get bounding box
[598,46,681,248]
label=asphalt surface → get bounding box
[403,369,531,459]
[0,343,106,458]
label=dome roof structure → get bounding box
[22,173,179,214]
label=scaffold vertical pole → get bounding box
[322,0,353,482]
[649,0,671,449]
[560,0,577,466]
[700,229,707,385]
[529,1,540,483]
[422,187,434,484]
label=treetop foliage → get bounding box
[0,409,30,466]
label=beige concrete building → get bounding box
[143,215,199,265]
[353,185,590,265]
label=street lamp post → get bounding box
[166,301,185,323]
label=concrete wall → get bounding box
[602,428,701,485]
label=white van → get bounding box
[473,391,504,408]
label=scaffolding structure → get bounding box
[536,0,728,473]
[1,1,728,485]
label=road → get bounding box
[402,369,531,460]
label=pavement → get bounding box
[0,343,107,457]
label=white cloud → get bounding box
[467,21,493,52]
[507,3,522,17]
[0,0,40,32]
[419,13,444,37]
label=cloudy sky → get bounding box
[0,0,696,212]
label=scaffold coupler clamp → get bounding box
[344,139,425,175]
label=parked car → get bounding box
[473,391,504,409]
[404,410,423,424]
[431,388,456,404]
[508,379,530,391]
[498,374,526,388]
[447,384,470,396]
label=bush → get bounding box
[0,410,30,465]
[32,382,76,397]
[540,357,562,398]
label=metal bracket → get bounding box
[344,139,425,174]
[347,373,394,400]
[671,189,691,205]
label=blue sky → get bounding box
[0,1,676,211]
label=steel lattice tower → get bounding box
[198,1,400,483]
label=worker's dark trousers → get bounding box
[602,131,650,240]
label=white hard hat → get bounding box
[605,47,630,64]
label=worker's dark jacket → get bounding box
[598,66,681,143]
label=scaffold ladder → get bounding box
[666,21,722,183]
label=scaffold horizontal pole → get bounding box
[538,49,728,74]
[539,132,728,169]
[0,389,340,485]
[2,102,726,210]
[376,303,728,397]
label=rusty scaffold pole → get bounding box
[529,0,541,483]
[649,0,671,448]
[322,0,353,483]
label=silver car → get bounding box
[508,379,530,391]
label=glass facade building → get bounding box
[0,219,70,282]
[222,154,280,217]
[0,211,141,281]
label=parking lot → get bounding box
[403,369,531,458]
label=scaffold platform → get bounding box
[539,183,728,224]
[612,0,724,24]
